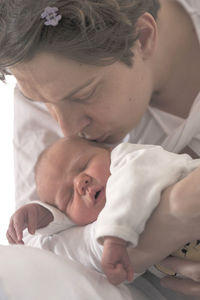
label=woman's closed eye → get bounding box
[70,85,98,103]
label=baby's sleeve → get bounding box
[95,143,198,247]
[31,200,75,236]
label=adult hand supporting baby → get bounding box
[160,256,200,299]
[6,203,53,244]
[158,167,200,298]
[102,237,134,285]
[129,167,200,298]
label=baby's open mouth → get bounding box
[95,190,101,199]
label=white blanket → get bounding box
[0,245,148,300]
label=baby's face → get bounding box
[42,139,111,225]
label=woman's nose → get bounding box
[74,174,92,195]
[49,103,91,137]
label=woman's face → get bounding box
[11,45,154,144]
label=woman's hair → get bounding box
[0,0,160,81]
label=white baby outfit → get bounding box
[95,143,200,246]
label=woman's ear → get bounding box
[136,12,158,60]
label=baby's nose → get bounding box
[75,174,92,195]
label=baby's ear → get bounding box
[135,12,157,60]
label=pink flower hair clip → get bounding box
[41,6,62,26]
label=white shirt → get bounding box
[126,0,200,155]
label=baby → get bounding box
[7,137,200,285]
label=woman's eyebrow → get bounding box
[60,76,98,101]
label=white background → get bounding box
[0,77,16,244]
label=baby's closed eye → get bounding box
[55,190,74,213]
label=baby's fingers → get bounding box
[126,264,134,282]
[12,216,25,242]
[6,230,17,244]
[123,258,134,282]
[105,264,128,285]
[6,219,22,244]
[27,207,37,235]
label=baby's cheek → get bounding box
[54,200,68,214]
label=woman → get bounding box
[1,0,200,297]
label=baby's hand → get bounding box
[102,237,134,285]
[6,203,53,244]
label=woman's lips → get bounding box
[80,132,109,143]
[95,135,108,143]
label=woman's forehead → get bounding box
[10,53,105,102]
[11,53,100,82]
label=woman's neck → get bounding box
[151,0,200,118]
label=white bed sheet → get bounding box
[0,245,148,300]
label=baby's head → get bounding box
[35,137,111,225]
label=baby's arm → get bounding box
[96,143,199,248]
[7,200,75,244]
[96,144,200,284]
[7,203,53,244]
[102,236,134,285]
